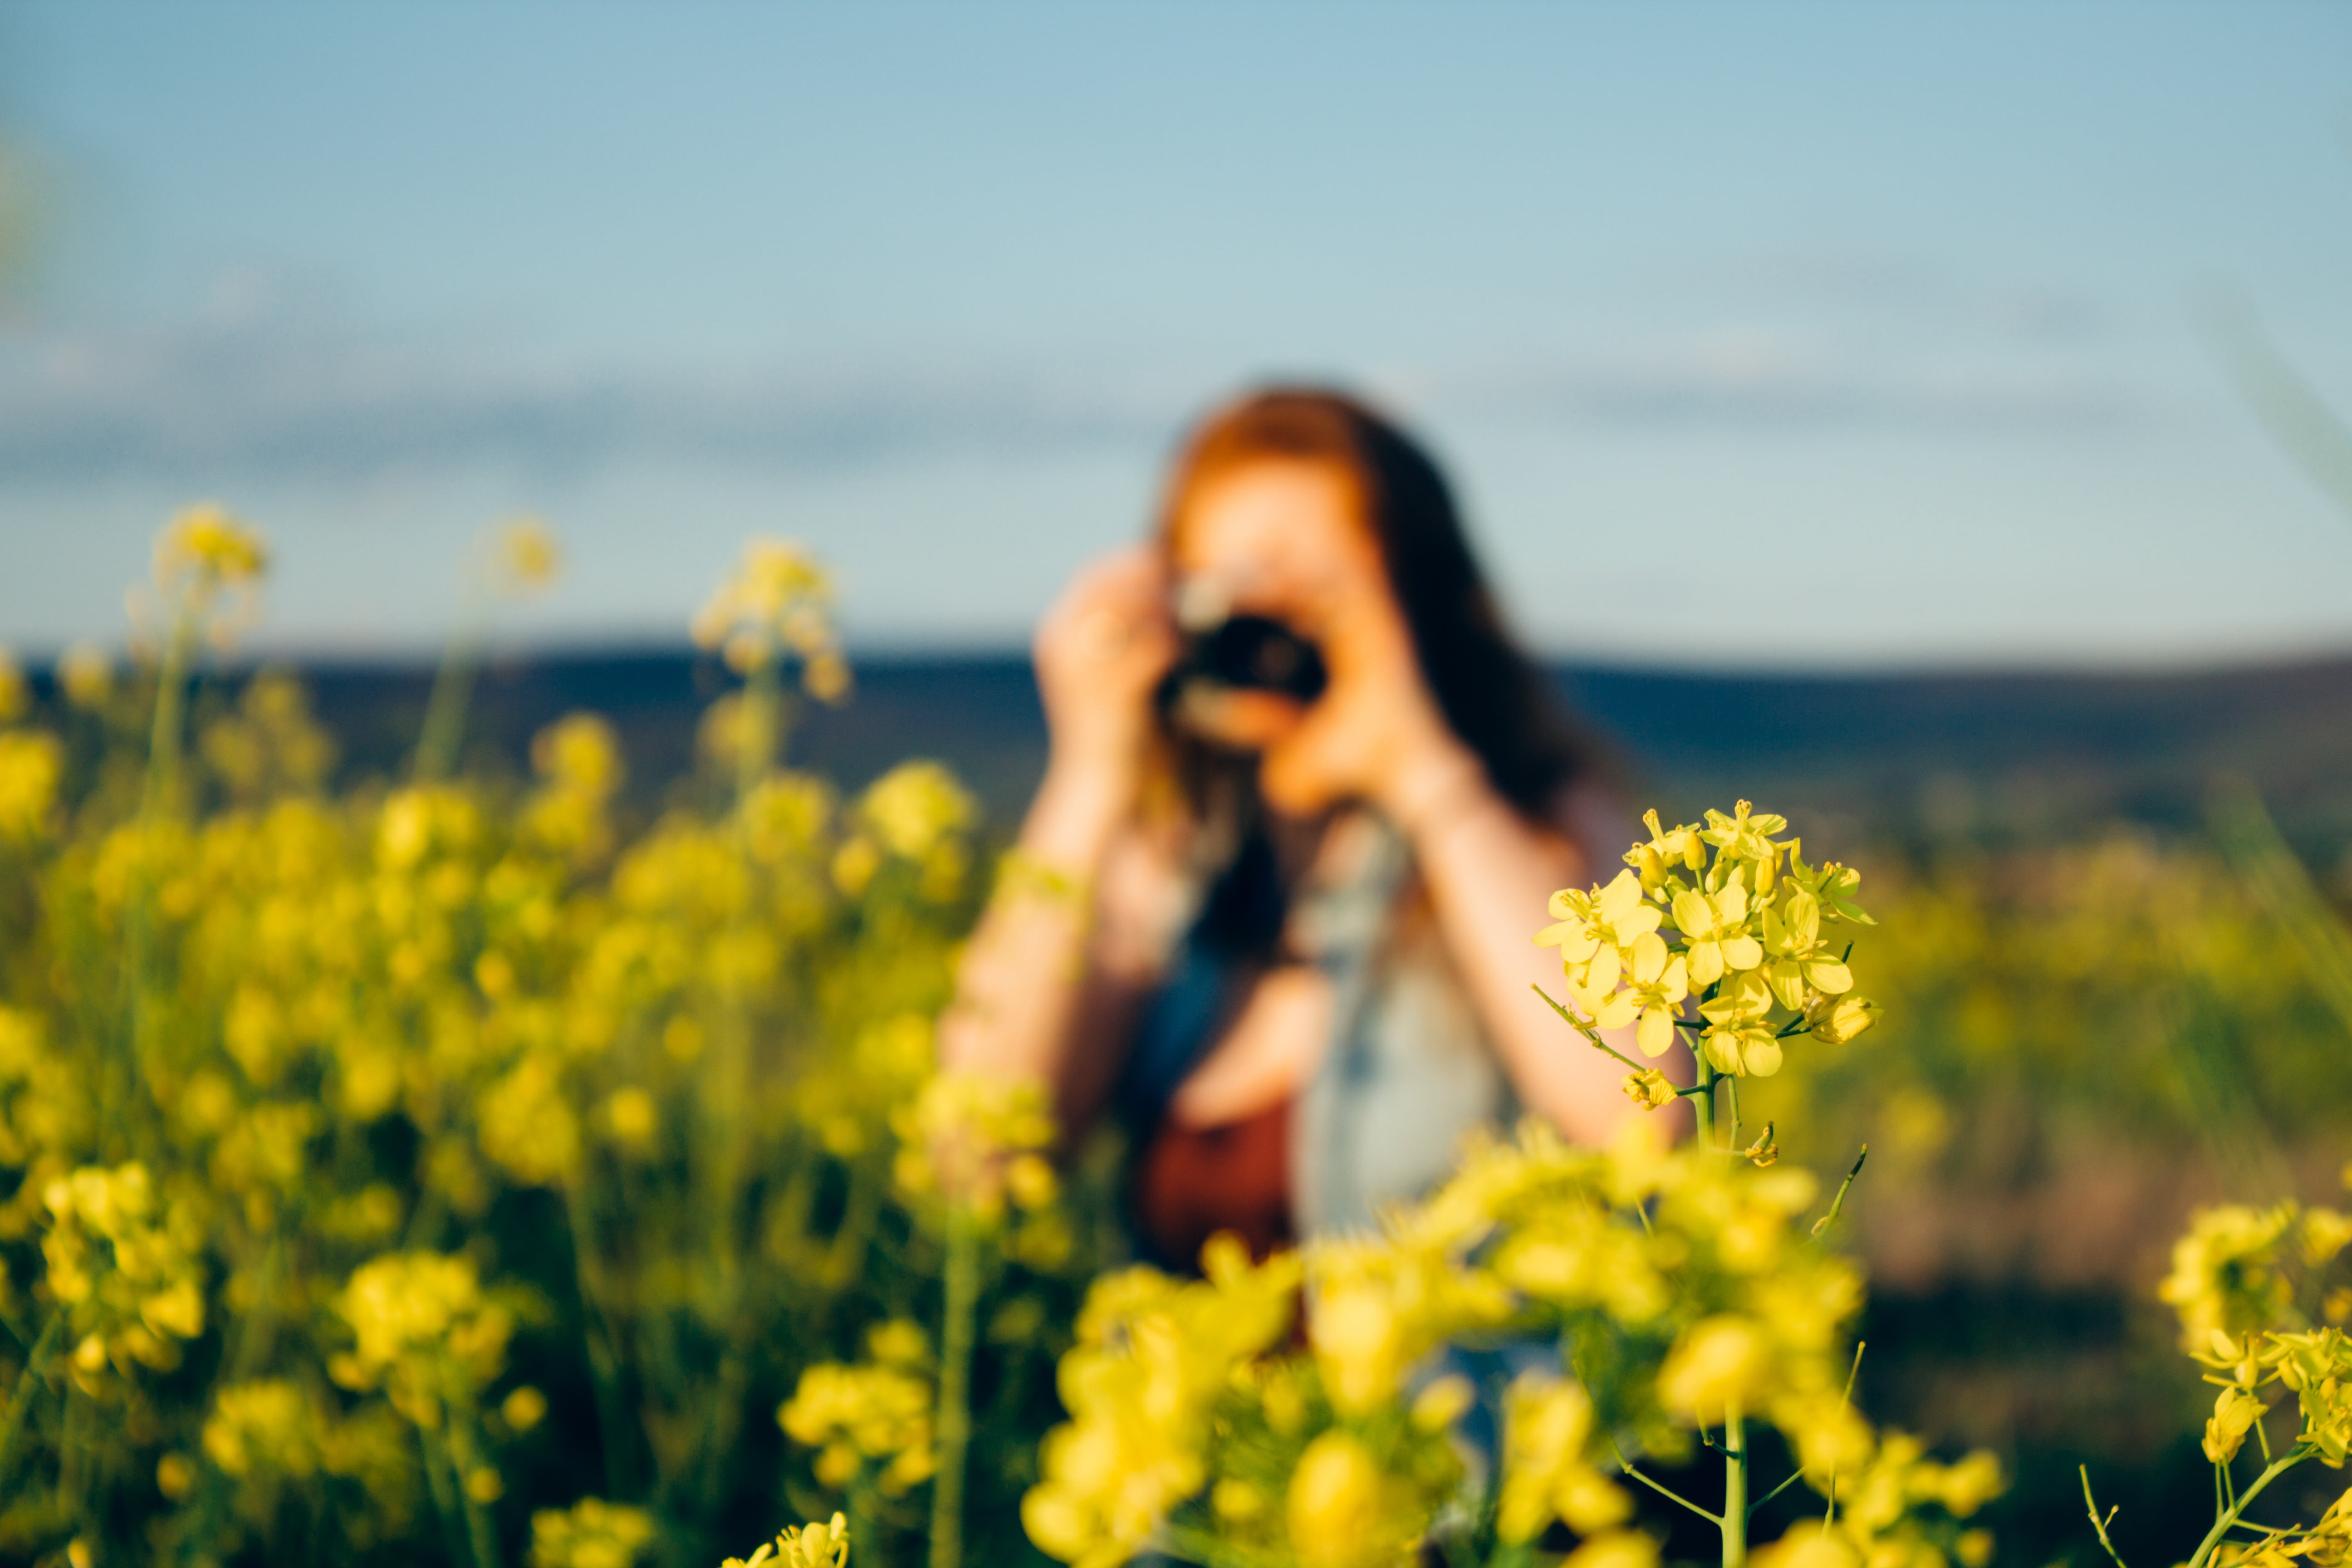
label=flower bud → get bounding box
[1806,993,1878,1046]
[1622,1069,1677,1112]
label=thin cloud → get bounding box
[0,307,2145,485]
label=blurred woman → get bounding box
[939,388,1683,1268]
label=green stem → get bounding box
[1694,1058,1718,1146]
[143,608,196,820]
[823,1159,885,1291]
[1610,1441,1720,1523]
[930,1211,982,1568]
[1810,1147,1871,1240]
[1530,984,1646,1072]
[2186,1451,2306,1568]
[413,595,487,783]
[1721,1405,1749,1568]
[417,1424,476,1568]
[2079,1476,2136,1568]
[735,660,783,806]
[559,1173,635,1499]
[0,1311,65,1491]
[446,1414,505,1568]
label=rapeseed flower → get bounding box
[692,537,850,701]
[1538,869,1663,1006]
[2160,1203,2302,1352]
[529,1497,658,1568]
[721,1514,851,1568]
[781,1357,938,1494]
[1673,880,1764,988]
[1496,1373,1632,1544]
[0,729,62,841]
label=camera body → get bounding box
[1158,613,1328,731]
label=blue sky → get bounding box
[2,1,2349,667]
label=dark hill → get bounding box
[270,647,2352,854]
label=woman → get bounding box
[939,388,1682,1268]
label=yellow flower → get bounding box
[530,1497,658,1568]
[1671,880,1764,987]
[479,1053,583,1186]
[56,643,113,708]
[691,537,849,700]
[1784,844,1875,925]
[157,1452,199,1499]
[502,1386,549,1432]
[156,502,270,591]
[892,1071,1057,1223]
[722,1514,851,1568]
[1538,869,1662,1008]
[1286,1431,1410,1568]
[1624,808,1707,895]
[1623,932,1690,1057]
[1622,1068,1678,1111]
[1700,972,1782,1077]
[204,1379,320,1478]
[333,1252,513,1429]
[603,1087,659,1154]
[779,1359,936,1496]
[491,516,562,596]
[1496,1374,1632,1543]
[533,712,624,799]
[1699,800,1789,871]
[1658,1315,1769,1421]
[858,761,977,863]
[1761,888,1854,1010]
[0,730,63,841]
[1024,1247,1301,1568]
[2158,1203,2300,1351]
[1564,1534,1661,1568]
[1751,1530,1857,1568]
[40,1163,207,1380]
[2305,1207,2352,1268]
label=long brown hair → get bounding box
[1158,386,1595,820]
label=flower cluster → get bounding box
[691,536,851,701]
[780,1321,940,1495]
[39,1162,207,1385]
[1539,804,1877,1086]
[1022,1235,1303,1568]
[329,1252,516,1437]
[1752,1433,2001,1568]
[2161,1201,2352,1354]
[2159,1198,2352,1474]
[1026,1123,1991,1568]
[2088,1178,2352,1568]
[0,513,1095,1567]
[892,1070,1065,1256]
[529,1497,659,1568]
[145,502,270,649]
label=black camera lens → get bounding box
[1199,616,1327,702]
[1158,615,1328,730]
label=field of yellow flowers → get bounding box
[4,507,2352,1568]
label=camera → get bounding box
[1158,612,1328,731]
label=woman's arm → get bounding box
[935,548,1182,1129]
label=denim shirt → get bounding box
[1124,812,1517,1245]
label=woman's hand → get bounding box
[1026,546,1180,856]
[1251,548,1476,828]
